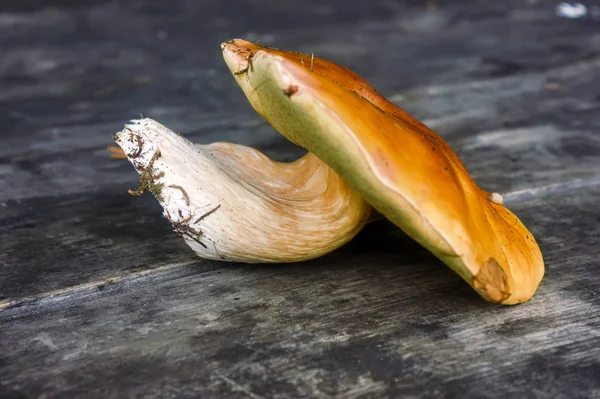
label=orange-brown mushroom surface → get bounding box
[222,39,544,304]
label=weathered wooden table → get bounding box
[1,1,599,397]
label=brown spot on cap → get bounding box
[283,84,299,97]
[472,258,511,303]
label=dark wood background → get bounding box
[1,0,599,397]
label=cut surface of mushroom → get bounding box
[221,39,544,304]
[114,119,371,263]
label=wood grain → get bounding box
[1,186,599,397]
[1,0,599,397]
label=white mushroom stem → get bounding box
[114,118,371,263]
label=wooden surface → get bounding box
[1,0,599,397]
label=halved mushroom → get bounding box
[114,119,371,263]
[221,39,544,304]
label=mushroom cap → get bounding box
[222,39,544,304]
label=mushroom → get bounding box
[113,118,371,263]
[221,39,544,304]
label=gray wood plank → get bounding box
[2,0,600,301]
[2,0,599,397]
[0,187,211,302]
[1,184,599,398]
[4,121,600,300]
[2,0,599,199]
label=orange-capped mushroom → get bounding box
[221,39,544,304]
